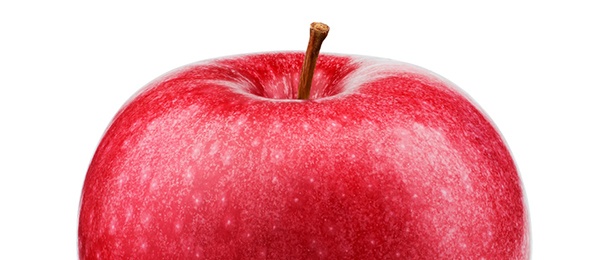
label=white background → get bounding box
[1,1,609,259]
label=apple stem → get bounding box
[297,22,330,100]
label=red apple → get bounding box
[78,24,528,259]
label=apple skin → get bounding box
[78,52,529,259]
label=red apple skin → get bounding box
[78,52,529,259]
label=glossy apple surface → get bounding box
[78,52,529,259]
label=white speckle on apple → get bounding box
[148,179,158,192]
[221,151,232,166]
[184,168,194,181]
[441,189,454,201]
[115,173,126,186]
[251,137,260,147]
[125,206,133,222]
[140,212,151,226]
[270,149,284,163]
[260,147,268,161]
[309,178,314,183]
[236,115,247,126]
[121,139,131,150]
[139,166,151,185]
[209,141,219,156]
[191,145,202,160]
[108,221,116,235]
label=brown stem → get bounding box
[297,22,329,100]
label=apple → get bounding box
[78,23,529,259]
